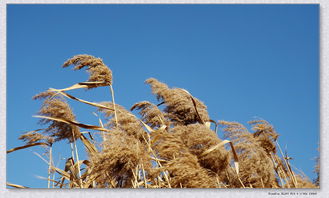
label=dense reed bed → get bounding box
[7,55,319,189]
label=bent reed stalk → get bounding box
[7,55,319,189]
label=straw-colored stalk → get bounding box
[47,146,53,188]
[276,140,298,187]
[69,126,82,188]
[109,85,118,126]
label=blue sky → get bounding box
[7,4,319,188]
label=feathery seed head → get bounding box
[33,91,81,143]
[19,130,54,146]
[145,78,209,125]
[131,101,168,129]
[99,102,147,141]
[173,124,230,174]
[63,54,113,88]
[91,129,150,187]
[220,120,277,187]
[249,120,279,154]
[150,129,188,161]
[164,153,218,188]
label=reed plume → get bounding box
[164,153,218,188]
[90,129,150,188]
[150,128,188,161]
[63,54,112,88]
[33,91,81,142]
[145,78,209,125]
[173,124,230,175]
[131,101,168,129]
[99,102,146,142]
[19,130,54,146]
[220,120,277,188]
[150,127,218,188]
[249,120,278,155]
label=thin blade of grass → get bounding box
[6,182,29,188]
[55,83,89,91]
[33,115,111,132]
[72,160,91,170]
[79,134,98,154]
[35,175,61,186]
[53,166,71,181]
[48,88,114,111]
[140,120,154,133]
[7,142,49,154]
[33,151,49,165]
[78,81,108,86]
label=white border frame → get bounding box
[1,1,327,197]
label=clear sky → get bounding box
[7,4,319,188]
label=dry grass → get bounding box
[7,54,319,189]
[33,91,81,143]
[63,54,112,88]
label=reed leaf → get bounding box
[33,115,111,132]
[6,182,29,188]
[7,142,49,154]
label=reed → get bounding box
[7,55,319,189]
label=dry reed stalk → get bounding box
[70,143,76,162]
[97,115,106,142]
[141,163,148,188]
[276,140,298,187]
[270,153,285,187]
[52,168,56,188]
[73,139,82,188]
[109,85,119,126]
[66,118,82,188]
[237,175,246,188]
[47,146,53,188]
[132,166,140,188]
[272,154,292,188]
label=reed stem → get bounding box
[47,146,53,188]
[109,85,118,126]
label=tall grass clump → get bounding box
[7,55,319,189]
